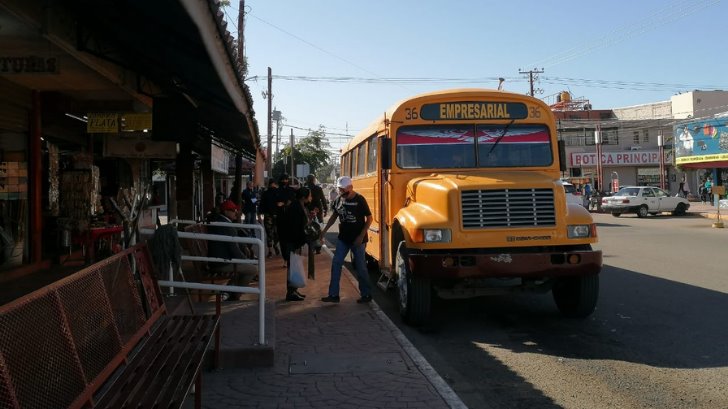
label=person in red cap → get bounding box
[207,200,256,295]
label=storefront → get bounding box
[0,79,31,270]
[674,116,728,199]
[0,0,261,276]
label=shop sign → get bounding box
[570,151,659,167]
[103,135,176,159]
[676,152,728,164]
[211,145,230,174]
[674,120,728,160]
[121,113,152,131]
[0,55,59,74]
[87,113,119,133]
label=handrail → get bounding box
[139,222,267,345]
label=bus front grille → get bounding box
[461,188,556,228]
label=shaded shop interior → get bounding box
[0,0,261,275]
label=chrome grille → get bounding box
[461,188,556,228]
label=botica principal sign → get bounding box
[570,151,660,167]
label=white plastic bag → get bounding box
[288,251,307,288]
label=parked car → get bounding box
[561,182,585,208]
[601,186,690,217]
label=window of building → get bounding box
[633,131,640,144]
[643,130,649,143]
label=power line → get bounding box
[284,124,354,138]
[248,74,522,85]
[247,73,726,93]
[248,13,382,79]
[542,76,726,92]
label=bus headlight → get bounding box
[423,229,451,243]
[567,224,594,238]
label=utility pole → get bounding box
[290,129,295,179]
[595,124,604,194]
[266,67,272,177]
[658,130,666,190]
[237,1,245,68]
[518,68,544,97]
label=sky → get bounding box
[222,0,728,152]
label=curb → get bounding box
[320,242,469,409]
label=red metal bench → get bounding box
[0,243,220,409]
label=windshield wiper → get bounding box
[487,119,516,155]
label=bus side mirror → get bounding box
[558,140,566,172]
[381,138,392,170]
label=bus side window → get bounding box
[367,137,377,174]
[357,143,367,176]
[348,151,355,176]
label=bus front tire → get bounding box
[552,274,599,318]
[395,241,431,326]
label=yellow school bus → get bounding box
[340,89,602,325]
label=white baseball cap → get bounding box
[336,176,353,188]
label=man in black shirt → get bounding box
[319,176,373,303]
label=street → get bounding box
[348,213,728,409]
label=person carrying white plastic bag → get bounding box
[288,250,307,289]
[279,187,313,301]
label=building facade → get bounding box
[556,90,728,196]
[0,0,261,274]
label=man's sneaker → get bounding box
[320,296,340,303]
[356,295,372,304]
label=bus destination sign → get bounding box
[420,101,528,121]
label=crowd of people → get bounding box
[204,174,373,304]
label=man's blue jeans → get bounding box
[328,240,371,298]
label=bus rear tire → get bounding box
[395,241,431,326]
[552,274,599,318]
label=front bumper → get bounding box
[408,249,602,279]
[601,204,640,213]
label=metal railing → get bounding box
[140,219,267,345]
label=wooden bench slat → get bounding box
[111,315,207,408]
[142,316,218,408]
[94,315,218,409]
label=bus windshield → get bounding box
[395,124,553,169]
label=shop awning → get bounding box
[61,0,260,157]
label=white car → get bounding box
[601,186,690,217]
[562,182,585,208]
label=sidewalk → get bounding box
[193,246,466,409]
[687,200,726,220]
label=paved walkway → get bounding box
[685,200,726,220]
[194,246,466,409]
